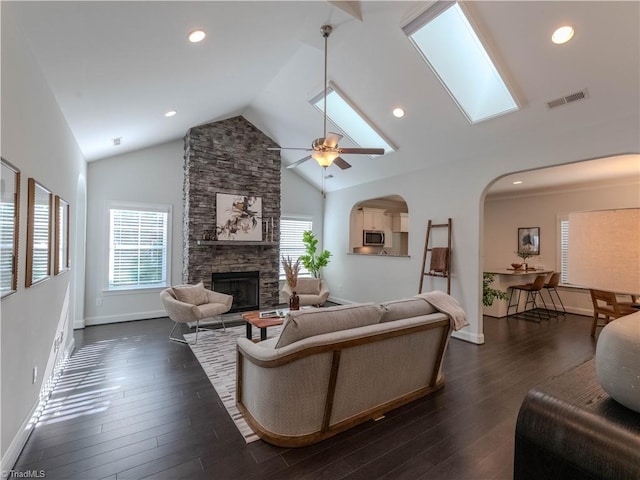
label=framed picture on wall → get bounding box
[215,193,262,241]
[1,158,21,297]
[26,178,52,287]
[54,195,70,274]
[517,227,540,255]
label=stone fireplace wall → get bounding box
[183,116,281,309]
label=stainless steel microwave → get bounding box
[363,230,385,246]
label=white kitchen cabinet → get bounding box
[392,213,409,232]
[351,209,364,249]
[362,208,386,231]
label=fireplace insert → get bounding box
[211,271,259,313]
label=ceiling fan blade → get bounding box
[267,147,313,151]
[338,147,385,155]
[333,156,352,170]
[286,155,313,169]
[323,132,343,148]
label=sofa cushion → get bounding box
[275,303,384,348]
[294,278,321,295]
[172,282,208,306]
[380,298,437,323]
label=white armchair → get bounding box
[282,278,330,307]
[160,283,233,345]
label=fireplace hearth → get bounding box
[211,271,260,313]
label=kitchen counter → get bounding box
[484,269,553,318]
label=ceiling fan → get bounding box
[268,25,385,172]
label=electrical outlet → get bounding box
[32,366,38,384]
[96,297,103,307]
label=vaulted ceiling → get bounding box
[6,1,639,192]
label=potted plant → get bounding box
[299,230,332,279]
[483,273,509,306]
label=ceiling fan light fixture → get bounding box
[312,150,339,167]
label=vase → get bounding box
[289,291,300,311]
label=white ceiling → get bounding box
[6,1,640,193]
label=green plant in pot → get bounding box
[483,273,509,306]
[299,230,331,279]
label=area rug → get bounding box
[183,324,282,444]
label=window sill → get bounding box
[103,285,167,296]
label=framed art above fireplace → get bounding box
[216,193,262,241]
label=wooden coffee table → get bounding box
[242,311,285,341]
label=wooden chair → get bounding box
[590,289,636,337]
[507,274,550,321]
[542,272,566,316]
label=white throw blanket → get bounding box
[416,291,469,331]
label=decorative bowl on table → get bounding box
[511,263,523,270]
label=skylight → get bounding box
[310,83,395,156]
[403,2,519,123]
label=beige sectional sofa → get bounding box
[236,296,464,447]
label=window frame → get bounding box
[279,216,313,280]
[105,201,172,292]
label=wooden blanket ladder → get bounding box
[419,218,452,294]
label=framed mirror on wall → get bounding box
[26,178,52,287]
[54,196,70,274]
[1,158,21,297]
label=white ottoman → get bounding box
[596,311,640,413]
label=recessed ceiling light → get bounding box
[392,107,405,118]
[188,30,206,43]
[512,180,523,185]
[552,26,574,45]
[164,110,177,117]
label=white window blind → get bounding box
[279,218,312,279]
[0,202,15,292]
[32,204,51,281]
[109,207,169,289]
[560,219,569,284]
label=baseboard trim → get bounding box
[452,329,485,345]
[1,398,39,479]
[84,310,166,326]
[327,295,355,305]
[1,339,74,479]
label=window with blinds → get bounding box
[279,218,312,279]
[32,203,51,281]
[108,206,169,289]
[560,218,569,284]
[0,201,15,292]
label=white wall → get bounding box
[83,140,184,326]
[483,177,640,314]
[322,113,640,345]
[1,11,87,468]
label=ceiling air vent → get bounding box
[546,89,589,109]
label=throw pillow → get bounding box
[172,282,208,306]
[275,303,384,348]
[294,278,321,295]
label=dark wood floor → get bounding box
[13,312,597,479]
